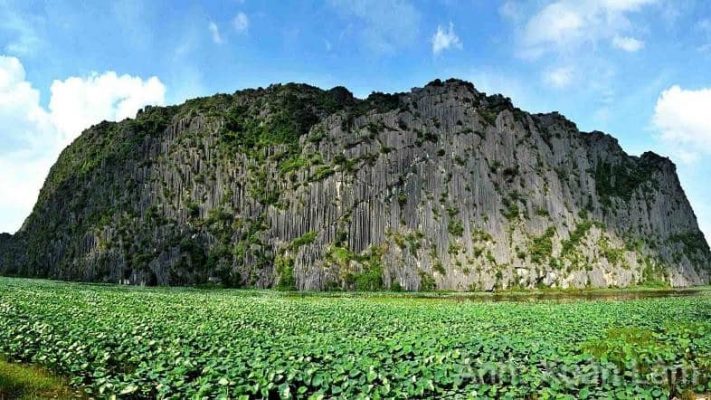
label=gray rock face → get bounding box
[1,79,709,289]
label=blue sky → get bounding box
[1,0,711,240]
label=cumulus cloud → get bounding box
[233,12,249,33]
[431,23,462,55]
[0,56,54,153]
[652,85,711,162]
[208,21,224,44]
[0,151,57,233]
[612,35,644,52]
[49,72,165,143]
[0,55,166,233]
[518,0,655,58]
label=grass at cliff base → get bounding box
[0,278,709,399]
[0,358,78,399]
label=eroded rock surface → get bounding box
[1,79,709,289]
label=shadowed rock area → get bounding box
[0,79,709,290]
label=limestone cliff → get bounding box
[1,79,709,290]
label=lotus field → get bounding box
[0,277,709,399]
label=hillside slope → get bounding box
[1,79,709,289]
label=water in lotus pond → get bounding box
[426,288,709,303]
[288,287,710,303]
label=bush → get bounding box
[419,271,436,291]
[561,221,593,257]
[594,160,656,205]
[310,166,334,182]
[530,227,556,264]
[354,266,383,291]
[290,231,317,249]
[448,221,464,237]
[275,256,296,290]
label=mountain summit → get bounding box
[1,79,709,290]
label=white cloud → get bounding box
[499,1,523,22]
[233,12,249,33]
[523,2,584,54]
[0,151,56,233]
[0,55,166,233]
[49,72,165,143]
[652,85,711,161]
[431,23,462,55]
[0,7,42,55]
[612,35,644,52]
[329,0,420,54]
[0,56,54,152]
[208,21,224,44]
[543,66,574,89]
[518,0,655,58]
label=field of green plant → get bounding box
[0,277,709,399]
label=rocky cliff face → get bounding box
[1,79,709,290]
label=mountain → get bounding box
[1,79,709,290]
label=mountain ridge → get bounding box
[1,78,709,290]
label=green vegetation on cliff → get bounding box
[1,79,709,290]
